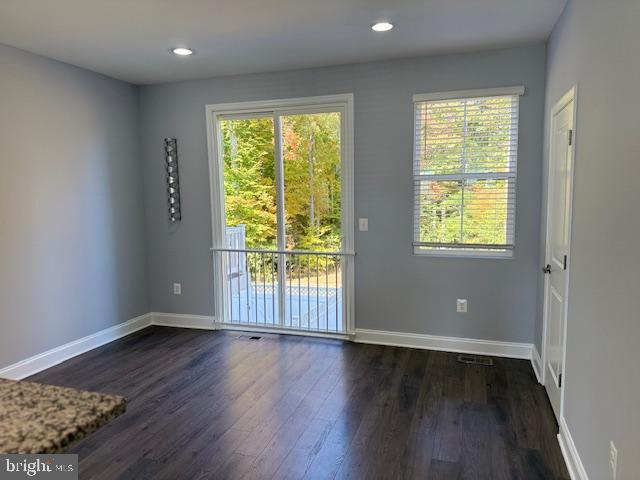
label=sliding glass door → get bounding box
[207,96,354,335]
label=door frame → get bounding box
[541,85,578,418]
[204,94,356,335]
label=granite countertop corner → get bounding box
[0,378,126,454]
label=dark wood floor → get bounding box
[29,326,569,480]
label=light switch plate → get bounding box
[359,218,369,231]
[173,283,182,295]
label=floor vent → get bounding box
[235,335,263,341]
[457,354,494,366]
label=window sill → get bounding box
[413,247,514,259]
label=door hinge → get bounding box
[568,129,573,146]
[563,255,568,270]
[558,373,563,388]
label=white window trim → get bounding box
[413,246,514,259]
[413,86,525,103]
[412,86,524,258]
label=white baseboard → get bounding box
[0,312,216,380]
[531,345,543,384]
[354,328,533,359]
[0,313,152,380]
[558,415,589,480]
[0,313,536,383]
[148,319,533,362]
[150,312,215,330]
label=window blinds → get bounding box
[412,91,521,252]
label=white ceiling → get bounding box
[0,0,566,85]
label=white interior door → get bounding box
[543,88,575,419]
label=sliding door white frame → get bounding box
[205,94,355,336]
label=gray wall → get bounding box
[140,44,546,343]
[0,45,148,367]
[543,2,640,479]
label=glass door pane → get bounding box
[280,112,343,331]
[220,116,277,249]
[219,116,279,325]
[215,109,347,333]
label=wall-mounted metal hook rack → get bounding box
[164,138,181,222]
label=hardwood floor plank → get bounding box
[273,417,334,480]
[507,360,545,451]
[464,364,488,404]
[240,387,333,479]
[396,350,446,479]
[27,327,569,480]
[211,453,256,480]
[486,358,521,480]
[432,355,465,463]
[301,345,390,479]
[157,428,249,480]
[334,347,412,479]
[459,402,492,480]
[365,349,429,480]
[430,459,462,480]
[235,344,338,459]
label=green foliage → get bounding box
[221,117,277,249]
[282,113,341,252]
[220,112,342,264]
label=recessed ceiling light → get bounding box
[171,47,194,56]
[371,22,394,32]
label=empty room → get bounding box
[0,1,638,479]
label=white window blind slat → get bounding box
[412,92,520,254]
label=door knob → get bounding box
[542,264,552,274]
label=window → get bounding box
[412,87,524,257]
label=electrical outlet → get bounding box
[609,441,618,479]
[358,218,369,231]
[173,283,182,295]
[456,299,468,313]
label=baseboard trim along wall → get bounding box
[0,313,152,380]
[0,313,219,380]
[557,415,589,480]
[150,312,215,330]
[531,345,543,384]
[0,313,537,380]
[354,328,533,359]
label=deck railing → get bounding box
[212,248,353,334]
[225,225,246,278]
